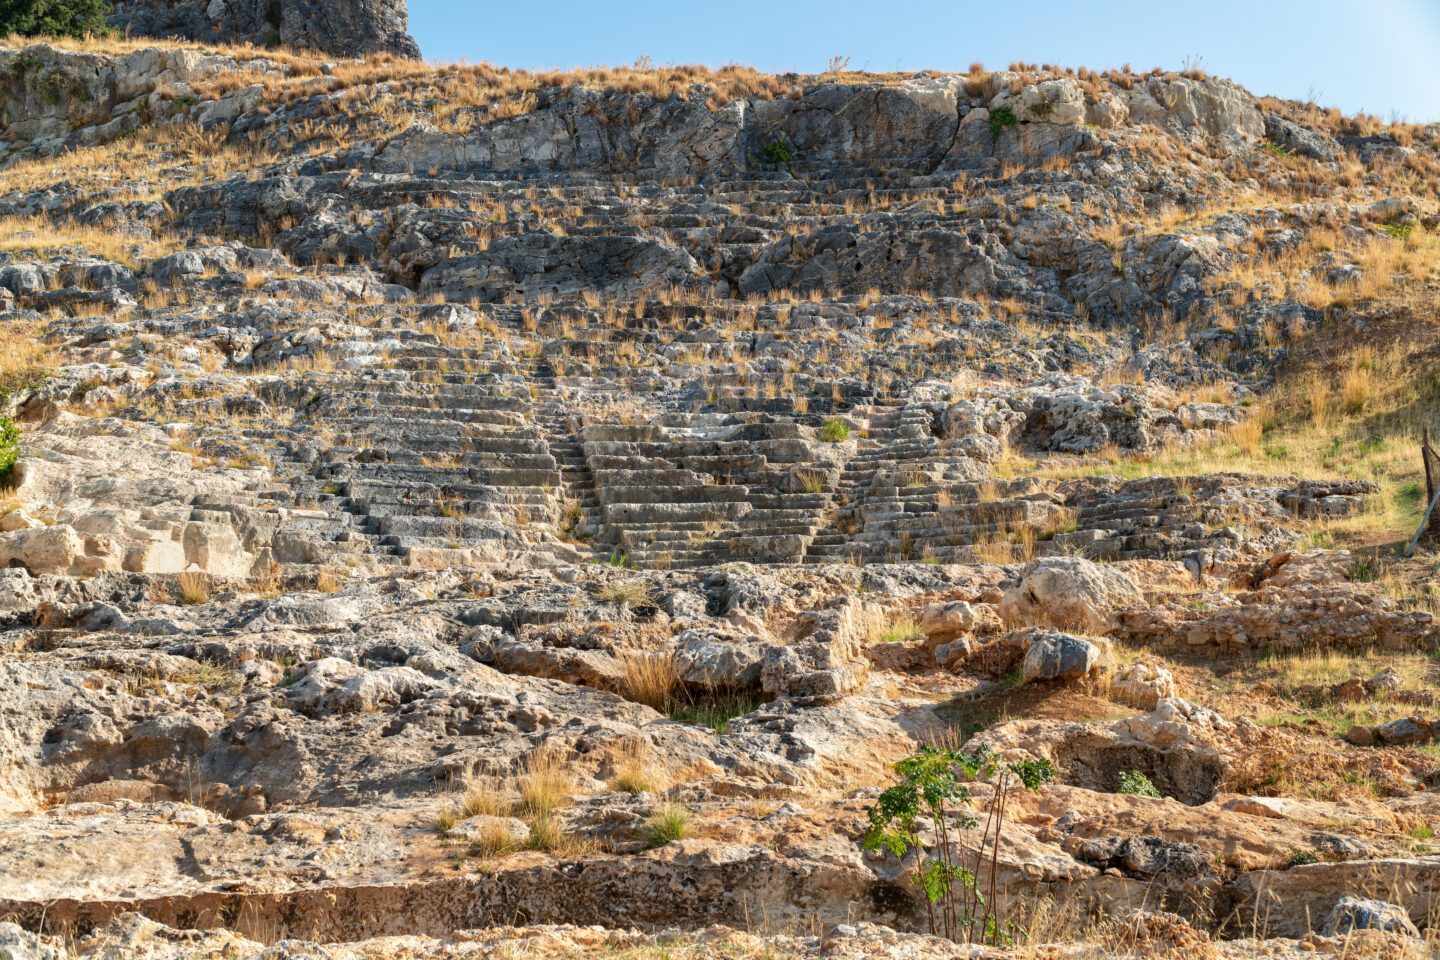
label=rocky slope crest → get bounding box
[108,0,419,58]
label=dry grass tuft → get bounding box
[1340,352,1375,415]
[314,567,344,593]
[615,648,679,712]
[518,746,574,820]
[610,738,662,795]
[1228,416,1264,455]
[865,611,925,645]
[175,570,210,606]
[595,580,653,607]
[467,818,523,859]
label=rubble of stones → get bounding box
[0,39,1437,959]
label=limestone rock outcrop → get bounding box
[109,0,420,58]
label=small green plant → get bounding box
[819,417,851,443]
[1286,849,1320,867]
[1262,140,1293,159]
[1350,552,1380,583]
[1116,770,1162,798]
[596,551,634,569]
[761,139,794,164]
[668,691,757,733]
[864,746,1054,946]
[1380,221,1416,241]
[0,416,19,483]
[644,803,688,847]
[988,105,1018,138]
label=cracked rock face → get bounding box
[109,0,420,58]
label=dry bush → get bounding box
[865,611,925,645]
[972,532,1017,565]
[610,738,662,795]
[616,648,679,711]
[518,746,574,820]
[1341,361,1373,415]
[467,818,523,859]
[595,579,652,607]
[1228,416,1264,455]
[175,571,210,605]
[314,567,343,593]
[1305,379,1330,426]
[0,320,54,397]
[248,559,283,597]
[458,779,510,819]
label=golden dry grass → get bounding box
[175,570,210,605]
[0,123,279,202]
[610,739,661,795]
[517,745,574,820]
[1001,338,1440,546]
[865,611,925,645]
[615,648,679,712]
[0,319,54,398]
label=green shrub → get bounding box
[761,139,794,164]
[819,417,851,443]
[1117,770,1162,798]
[0,0,115,39]
[988,105,1018,138]
[0,417,19,482]
[643,803,688,847]
[864,746,1053,945]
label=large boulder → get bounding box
[1021,631,1104,683]
[1111,660,1178,709]
[919,600,1003,643]
[419,235,704,304]
[0,524,85,576]
[1263,113,1340,162]
[1000,557,1144,634]
[1322,896,1420,938]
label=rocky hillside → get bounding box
[0,39,1439,960]
[109,0,420,58]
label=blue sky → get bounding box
[410,0,1440,121]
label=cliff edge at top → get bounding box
[108,0,420,59]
